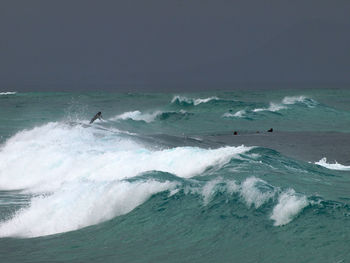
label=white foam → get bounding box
[110,110,162,123]
[240,177,275,208]
[0,122,252,237]
[270,189,308,226]
[315,157,350,171]
[0,91,16,95]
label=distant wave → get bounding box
[253,96,317,113]
[0,91,17,95]
[223,95,319,118]
[171,95,219,106]
[110,110,162,123]
[315,157,350,171]
[282,95,318,107]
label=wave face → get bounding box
[1,89,350,263]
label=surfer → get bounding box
[90,112,103,124]
[267,128,273,132]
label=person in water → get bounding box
[90,112,103,124]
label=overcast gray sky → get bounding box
[1,0,349,91]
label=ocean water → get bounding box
[0,89,349,262]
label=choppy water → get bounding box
[0,89,349,262]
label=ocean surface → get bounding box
[0,89,349,262]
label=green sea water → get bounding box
[0,89,349,262]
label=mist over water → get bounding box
[0,89,350,262]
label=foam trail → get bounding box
[315,158,350,171]
[270,189,308,226]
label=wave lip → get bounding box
[315,157,350,171]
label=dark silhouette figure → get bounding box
[90,112,103,124]
[267,128,273,132]
[233,131,238,135]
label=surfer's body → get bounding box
[90,112,103,124]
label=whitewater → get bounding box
[0,89,350,262]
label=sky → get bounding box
[1,0,350,91]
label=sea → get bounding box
[0,88,349,262]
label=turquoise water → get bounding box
[0,89,349,262]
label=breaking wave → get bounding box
[0,122,253,237]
